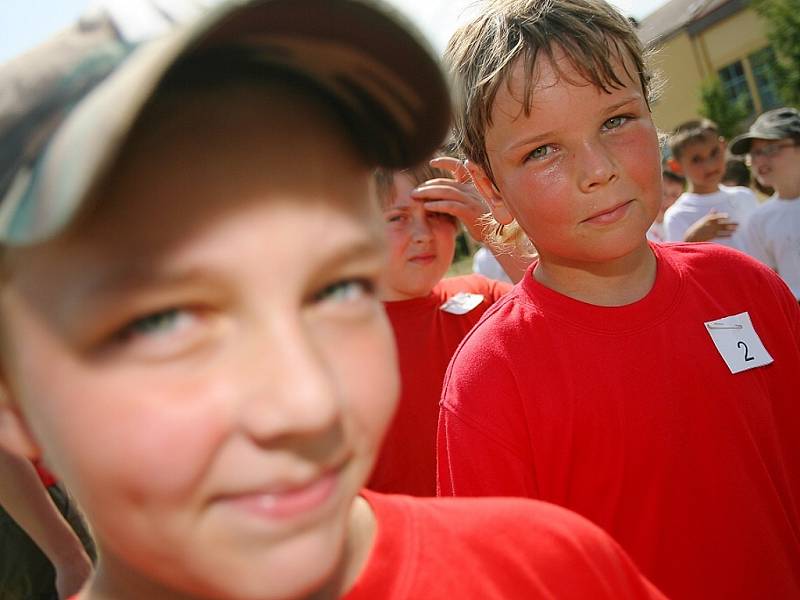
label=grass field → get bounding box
[447,254,474,277]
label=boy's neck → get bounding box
[533,242,657,307]
[775,178,800,200]
[687,182,720,195]
[311,495,377,599]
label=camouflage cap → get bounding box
[0,0,451,246]
[729,107,800,155]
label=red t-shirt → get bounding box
[438,243,800,599]
[345,491,665,599]
[368,275,511,496]
[69,493,664,599]
[33,459,56,487]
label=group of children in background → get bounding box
[0,0,798,599]
[645,110,800,301]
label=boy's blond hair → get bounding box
[668,119,720,161]
[446,0,654,250]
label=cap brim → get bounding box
[729,131,783,155]
[1,0,450,245]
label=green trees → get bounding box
[699,78,749,138]
[751,0,800,106]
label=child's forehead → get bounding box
[680,133,719,155]
[382,173,418,210]
[502,44,642,111]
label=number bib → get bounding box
[704,311,774,374]
[440,292,485,315]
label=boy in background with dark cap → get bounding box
[731,107,800,300]
[0,1,666,598]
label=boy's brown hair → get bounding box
[668,119,720,161]
[374,161,451,210]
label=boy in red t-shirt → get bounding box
[0,1,665,599]
[0,449,94,598]
[437,1,800,599]
[367,161,516,496]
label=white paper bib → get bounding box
[440,292,485,315]
[704,311,773,374]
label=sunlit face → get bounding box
[0,83,398,600]
[676,133,726,194]
[470,46,661,269]
[748,138,800,193]
[379,173,457,301]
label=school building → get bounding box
[637,0,783,132]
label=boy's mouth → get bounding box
[583,199,634,225]
[214,465,345,521]
[409,253,436,265]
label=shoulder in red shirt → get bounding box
[438,243,800,599]
[346,491,665,599]
[369,275,511,496]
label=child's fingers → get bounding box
[430,156,471,183]
[416,177,471,189]
[423,199,476,217]
[711,218,737,237]
[412,184,487,210]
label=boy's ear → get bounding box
[0,384,40,459]
[465,160,515,225]
[666,157,682,175]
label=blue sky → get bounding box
[1,0,670,63]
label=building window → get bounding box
[718,60,754,114]
[748,46,782,110]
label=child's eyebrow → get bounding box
[601,95,644,115]
[505,93,645,154]
[506,130,558,153]
[61,264,228,314]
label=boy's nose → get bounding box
[576,140,618,192]
[410,216,434,243]
[234,318,341,443]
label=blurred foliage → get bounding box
[699,78,749,138]
[751,0,800,106]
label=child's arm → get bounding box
[0,447,92,599]
[683,210,737,242]
[412,156,532,282]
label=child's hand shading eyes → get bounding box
[411,156,490,242]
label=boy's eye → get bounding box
[314,279,375,304]
[602,115,628,130]
[386,213,407,224]
[526,145,554,161]
[108,307,206,360]
[120,309,187,339]
[427,211,457,225]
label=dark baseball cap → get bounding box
[729,107,800,155]
[0,0,451,246]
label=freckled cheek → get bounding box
[432,224,456,256]
[504,170,572,228]
[45,374,231,507]
[619,134,662,188]
[385,229,411,262]
[329,322,398,452]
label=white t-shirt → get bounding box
[646,221,666,243]
[741,195,800,299]
[472,246,512,284]
[663,185,759,251]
